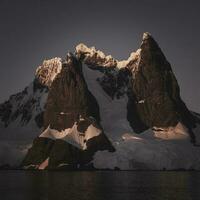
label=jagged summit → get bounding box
[75,43,117,68]
[117,49,141,69]
[75,32,156,69]
[142,32,152,40]
[75,43,113,59]
[75,42,140,69]
[35,57,62,87]
[34,32,153,83]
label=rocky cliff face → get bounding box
[43,54,100,130]
[126,33,196,141]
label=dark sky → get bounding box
[0,0,199,112]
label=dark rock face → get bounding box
[97,68,131,99]
[84,54,117,68]
[34,112,44,128]
[22,133,115,170]
[22,54,114,170]
[43,54,100,131]
[21,137,54,167]
[127,33,196,138]
[0,101,12,127]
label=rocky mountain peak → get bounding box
[139,32,168,69]
[118,49,141,70]
[75,43,117,68]
[35,57,62,88]
[127,33,196,141]
[142,32,152,40]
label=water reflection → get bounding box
[1,171,200,200]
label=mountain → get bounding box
[22,53,114,170]
[0,33,200,170]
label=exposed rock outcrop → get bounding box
[35,57,62,88]
[126,33,196,142]
[76,43,117,68]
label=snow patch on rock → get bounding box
[39,123,101,150]
[138,99,145,104]
[153,122,189,140]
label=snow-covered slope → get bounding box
[82,62,200,170]
[0,82,47,167]
[82,64,133,141]
[0,82,47,140]
[93,129,200,170]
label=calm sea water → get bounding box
[0,170,200,200]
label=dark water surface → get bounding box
[0,170,200,200]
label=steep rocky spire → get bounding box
[127,33,196,142]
